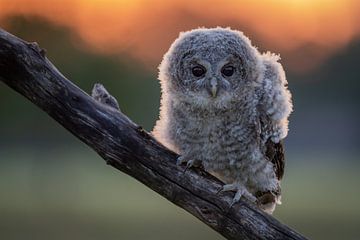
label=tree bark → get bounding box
[0,28,308,240]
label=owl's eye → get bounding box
[192,66,206,77]
[221,65,235,77]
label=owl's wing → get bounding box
[257,138,284,210]
[258,52,293,143]
[265,139,285,180]
[258,53,292,180]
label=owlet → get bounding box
[152,27,293,213]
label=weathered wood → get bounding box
[0,28,308,240]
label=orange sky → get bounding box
[0,0,359,72]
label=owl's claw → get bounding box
[230,189,256,207]
[217,183,237,194]
[177,156,201,173]
[176,156,187,166]
[218,183,256,207]
[176,156,190,173]
[182,160,192,173]
[186,159,198,168]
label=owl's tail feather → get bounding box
[256,191,281,214]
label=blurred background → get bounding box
[0,0,359,239]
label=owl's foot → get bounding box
[218,183,256,207]
[176,155,187,166]
[176,156,202,172]
[91,83,120,110]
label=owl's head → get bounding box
[159,27,263,109]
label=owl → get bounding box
[152,27,293,213]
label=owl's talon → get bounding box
[230,189,244,208]
[176,156,186,166]
[177,156,191,173]
[177,156,202,173]
[219,183,238,192]
[216,187,224,195]
[187,159,201,168]
[217,185,235,195]
[185,159,202,173]
[183,160,193,173]
[220,183,256,207]
[230,196,240,208]
[187,159,194,168]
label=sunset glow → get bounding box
[0,0,359,72]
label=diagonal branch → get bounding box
[0,28,307,240]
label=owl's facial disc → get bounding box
[188,58,235,99]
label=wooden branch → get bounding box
[0,28,308,240]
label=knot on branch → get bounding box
[27,41,46,57]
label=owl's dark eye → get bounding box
[221,66,235,77]
[192,66,206,77]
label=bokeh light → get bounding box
[1,0,359,72]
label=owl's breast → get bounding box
[174,109,259,174]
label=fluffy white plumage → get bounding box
[153,27,292,213]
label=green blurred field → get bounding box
[1,145,359,240]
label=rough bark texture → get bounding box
[0,28,308,240]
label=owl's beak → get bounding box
[209,78,218,98]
